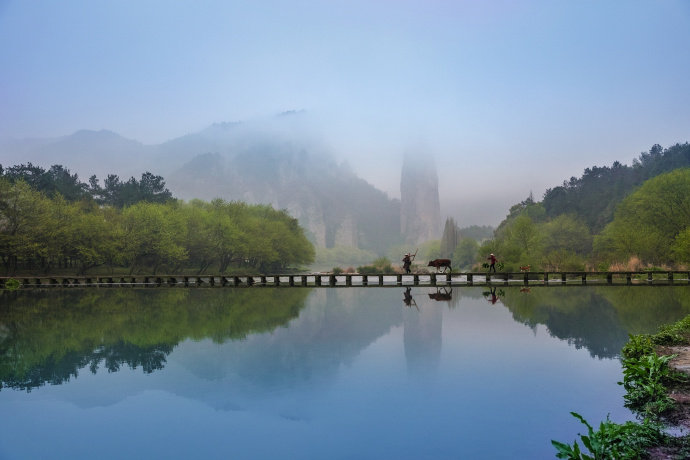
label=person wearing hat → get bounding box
[402,253,412,274]
[487,253,497,273]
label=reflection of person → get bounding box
[403,287,418,310]
[402,253,412,274]
[486,287,499,305]
[487,253,497,273]
[403,287,413,306]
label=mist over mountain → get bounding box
[167,128,403,252]
[0,114,443,254]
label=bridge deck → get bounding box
[1,271,689,288]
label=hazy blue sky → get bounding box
[1,0,689,225]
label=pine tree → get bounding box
[440,217,461,259]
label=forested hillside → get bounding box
[542,143,690,232]
[0,164,314,275]
[471,143,690,271]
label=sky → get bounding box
[1,0,689,226]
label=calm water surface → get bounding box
[1,285,689,459]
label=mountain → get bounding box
[166,130,402,252]
[400,154,441,244]
[0,116,444,254]
[0,129,154,182]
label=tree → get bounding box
[440,217,461,259]
[594,169,690,265]
[121,202,187,274]
[453,238,479,270]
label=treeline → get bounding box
[439,143,690,271]
[542,143,690,232]
[0,163,173,207]
[0,164,315,274]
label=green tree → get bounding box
[594,169,690,265]
[453,238,479,270]
[121,202,187,274]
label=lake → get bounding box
[1,285,689,459]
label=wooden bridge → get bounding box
[1,271,689,289]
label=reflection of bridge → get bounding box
[2,271,689,288]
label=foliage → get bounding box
[618,315,690,417]
[552,412,664,459]
[458,224,494,241]
[543,143,690,233]
[417,239,441,261]
[314,246,377,268]
[619,352,677,415]
[594,169,690,265]
[440,217,461,259]
[0,178,315,274]
[3,278,20,290]
[0,162,173,207]
[357,257,395,274]
[452,238,479,270]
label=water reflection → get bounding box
[0,288,310,391]
[403,293,442,377]
[1,286,690,392]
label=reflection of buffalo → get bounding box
[427,258,452,273]
[428,288,452,302]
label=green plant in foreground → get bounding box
[621,333,654,360]
[4,278,20,291]
[552,412,664,459]
[619,352,677,415]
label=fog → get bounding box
[1,0,689,227]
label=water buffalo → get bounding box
[427,258,452,273]
[428,288,452,301]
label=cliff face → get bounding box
[400,155,441,244]
[167,135,401,254]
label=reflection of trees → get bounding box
[0,288,310,391]
[2,343,173,391]
[499,286,690,359]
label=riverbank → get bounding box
[647,344,690,458]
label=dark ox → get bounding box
[428,288,452,301]
[427,258,452,273]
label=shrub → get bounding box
[552,412,664,459]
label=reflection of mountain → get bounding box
[0,288,310,391]
[403,303,442,377]
[173,289,403,392]
[4,286,688,398]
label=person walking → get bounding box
[402,253,412,274]
[487,253,497,273]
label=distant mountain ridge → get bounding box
[0,117,441,253]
